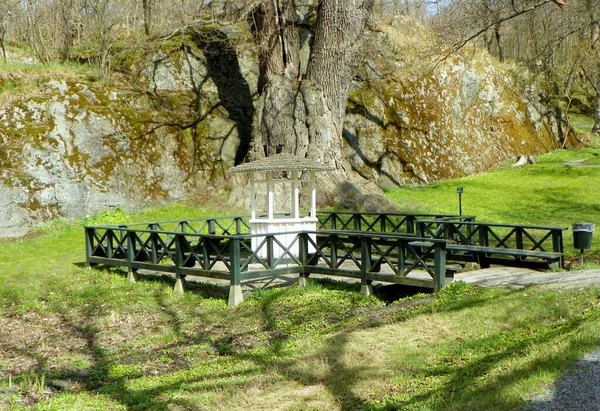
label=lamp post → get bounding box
[457,187,463,216]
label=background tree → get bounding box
[0,8,10,63]
[431,0,600,134]
[141,0,153,36]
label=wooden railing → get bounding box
[85,212,566,305]
[414,219,566,269]
[85,222,451,306]
[316,211,474,234]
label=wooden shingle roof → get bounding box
[230,153,334,173]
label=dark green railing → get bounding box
[415,220,565,252]
[85,212,565,305]
[85,212,461,306]
[415,219,566,268]
[316,211,475,234]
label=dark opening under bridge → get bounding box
[84,212,566,306]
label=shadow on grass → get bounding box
[30,289,265,410]
[37,265,600,410]
[241,284,600,410]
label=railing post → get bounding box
[552,229,564,253]
[330,234,338,267]
[516,228,524,250]
[407,216,416,235]
[433,242,447,292]
[478,225,489,247]
[126,230,138,283]
[173,233,186,294]
[353,213,361,231]
[267,235,275,268]
[228,237,243,306]
[107,229,115,258]
[360,236,373,296]
[201,236,211,270]
[149,223,159,263]
[208,219,216,235]
[552,229,565,268]
[298,232,309,287]
[85,227,94,266]
[415,221,424,237]
[466,222,475,245]
[398,238,406,273]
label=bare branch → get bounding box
[431,0,561,71]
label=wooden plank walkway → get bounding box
[132,266,600,298]
[456,267,600,289]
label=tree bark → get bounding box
[247,0,304,159]
[237,0,396,211]
[303,0,374,170]
[142,0,152,36]
[247,0,374,172]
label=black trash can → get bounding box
[573,222,594,250]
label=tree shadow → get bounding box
[524,351,600,410]
[191,28,255,165]
[240,284,600,410]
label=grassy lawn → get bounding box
[386,148,600,264]
[2,149,600,410]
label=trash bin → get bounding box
[573,222,594,250]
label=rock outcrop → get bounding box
[343,17,574,187]
[0,77,194,237]
[0,18,577,237]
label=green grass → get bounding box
[2,149,600,410]
[0,45,102,79]
[386,148,600,259]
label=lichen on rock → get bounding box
[344,18,576,187]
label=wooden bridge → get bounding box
[84,212,566,306]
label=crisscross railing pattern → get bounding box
[316,211,474,235]
[85,220,451,305]
[85,212,564,306]
[415,220,565,253]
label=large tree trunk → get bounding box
[238,0,393,211]
[247,0,305,159]
[302,0,373,171]
[248,0,373,168]
[233,0,393,211]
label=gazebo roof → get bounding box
[230,153,334,173]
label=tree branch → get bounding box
[430,0,559,73]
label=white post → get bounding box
[267,171,274,219]
[292,170,299,219]
[250,172,256,220]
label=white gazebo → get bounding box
[230,153,333,259]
